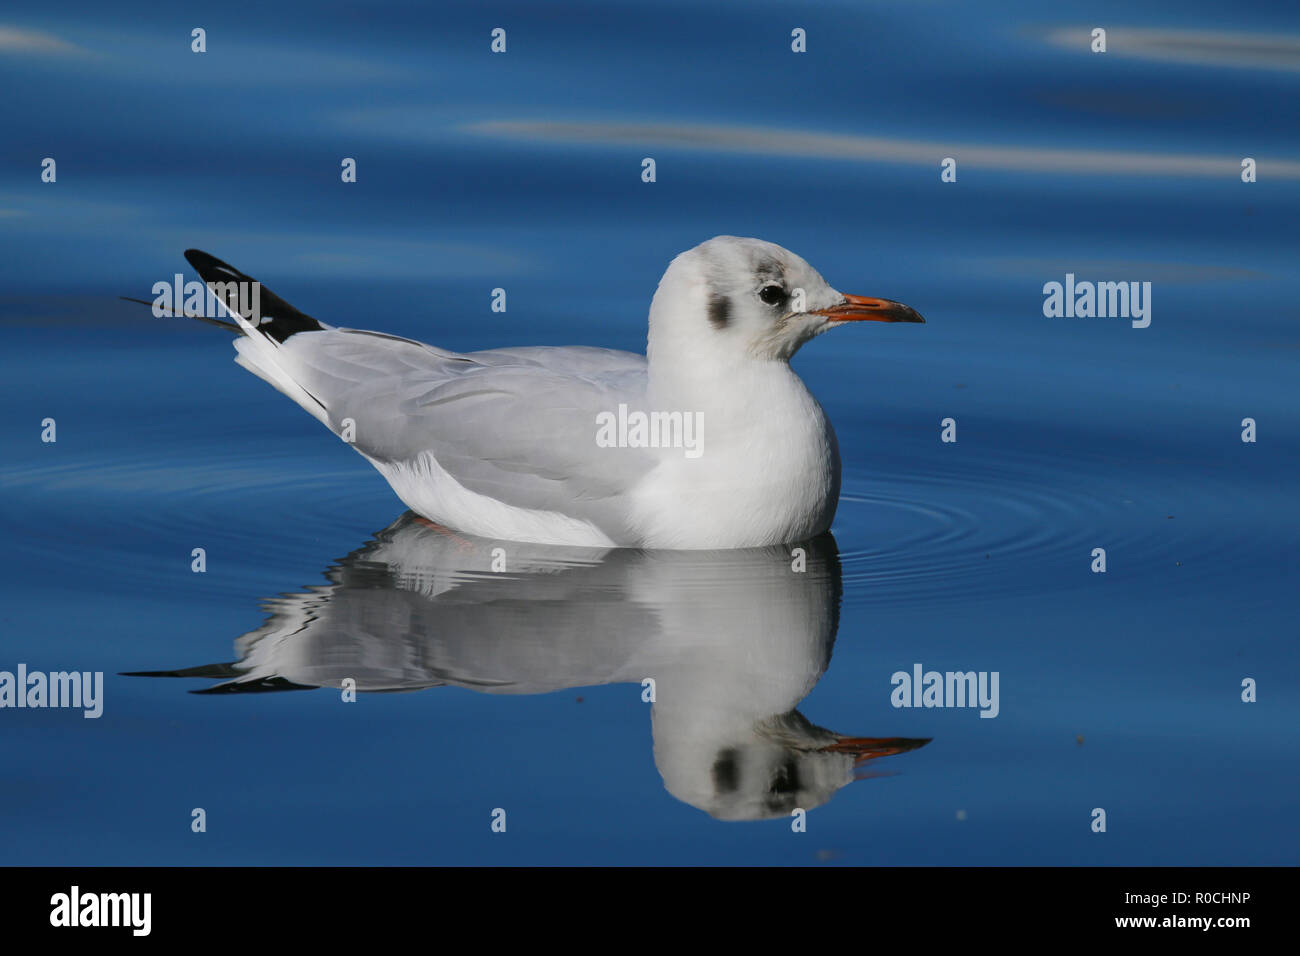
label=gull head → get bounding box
[647,236,924,367]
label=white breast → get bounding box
[629,364,840,548]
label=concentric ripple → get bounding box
[831,442,1272,609]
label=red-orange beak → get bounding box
[820,735,932,766]
[812,293,925,324]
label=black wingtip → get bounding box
[184,249,244,282]
[182,249,324,343]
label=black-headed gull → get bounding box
[180,237,923,548]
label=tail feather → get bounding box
[233,335,331,425]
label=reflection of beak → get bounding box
[820,735,932,767]
[812,293,925,324]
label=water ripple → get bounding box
[833,446,1259,608]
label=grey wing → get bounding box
[276,329,652,521]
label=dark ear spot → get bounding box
[708,293,731,330]
[712,748,741,793]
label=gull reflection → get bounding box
[130,514,928,820]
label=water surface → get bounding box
[1,0,1297,864]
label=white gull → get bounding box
[180,236,923,549]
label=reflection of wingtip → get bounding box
[190,677,319,695]
[123,663,317,694]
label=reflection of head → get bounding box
[128,514,927,820]
[662,710,929,822]
[690,712,857,821]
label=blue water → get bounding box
[2,0,1298,864]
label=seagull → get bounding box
[171,237,923,549]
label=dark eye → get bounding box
[758,284,785,305]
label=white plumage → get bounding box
[187,237,923,548]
